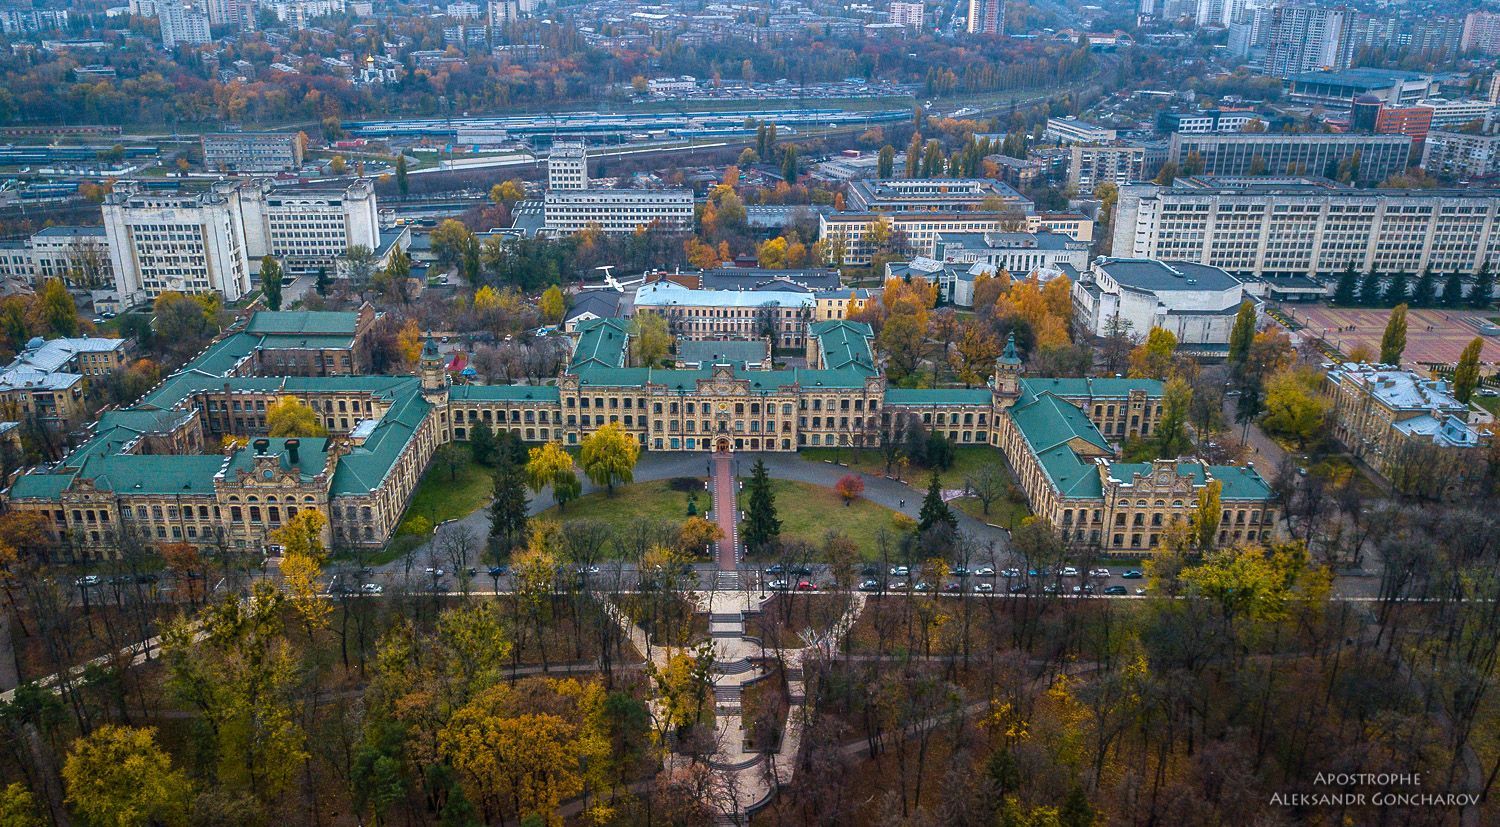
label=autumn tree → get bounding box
[1453,336,1483,404]
[677,516,724,556]
[431,219,475,269]
[272,510,330,636]
[396,318,423,365]
[62,726,192,827]
[1153,376,1194,458]
[525,442,580,509]
[630,313,672,367]
[35,278,77,338]
[265,396,328,437]
[579,421,640,494]
[1379,303,1407,365]
[835,473,865,505]
[539,285,566,324]
[0,783,42,827]
[950,323,999,387]
[1128,326,1178,380]
[1194,479,1222,552]
[1260,366,1331,448]
[1226,301,1255,376]
[259,257,283,311]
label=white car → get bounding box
[974,582,994,593]
[974,566,996,577]
[1001,567,1022,578]
[424,567,445,577]
[768,579,790,591]
[1060,566,1080,577]
[1090,568,1112,578]
[889,565,910,577]
[360,583,384,594]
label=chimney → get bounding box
[253,438,270,454]
[285,438,300,465]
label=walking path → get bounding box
[710,451,740,572]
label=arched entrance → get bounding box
[714,436,732,454]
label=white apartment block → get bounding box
[1418,99,1497,131]
[158,0,210,48]
[103,182,252,303]
[1069,144,1146,190]
[446,1,481,18]
[547,141,588,191]
[1112,177,1500,278]
[1462,11,1500,55]
[1263,4,1348,78]
[1044,118,1117,145]
[1421,131,1500,180]
[819,211,1094,265]
[261,0,345,25]
[889,1,924,28]
[541,190,694,235]
[967,0,1003,34]
[104,179,379,303]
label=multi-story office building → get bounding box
[1418,99,1496,131]
[27,226,113,286]
[1462,10,1500,55]
[237,179,379,271]
[1263,4,1349,78]
[1072,257,1249,346]
[887,230,1088,306]
[541,190,694,235]
[633,282,817,350]
[1044,118,1116,145]
[1421,131,1500,180]
[1068,144,1146,189]
[1156,110,1260,134]
[1286,68,1437,107]
[0,336,129,427]
[104,179,379,302]
[1112,176,1500,277]
[103,182,253,303]
[1324,363,1489,496]
[202,133,306,173]
[844,178,1029,212]
[889,1,923,28]
[820,211,1094,265]
[158,0,210,48]
[1166,132,1412,184]
[547,140,588,191]
[967,0,1003,34]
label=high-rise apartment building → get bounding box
[1462,11,1500,55]
[158,0,210,48]
[889,1,924,28]
[1263,4,1349,78]
[967,0,1003,34]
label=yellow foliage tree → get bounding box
[62,726,192,827]
[397,318,423,365]
[539,285,566,324]
[579,421,641,493]
[265,396,328,437]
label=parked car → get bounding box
[1072,583,1096,594]
[950,566,970,578]
[1060,566,1080,577]
[766,564,786,575]
[74,575,101,587]
[913,581,932,592]
[1008,583,1030,593]
[424,567,445,577]
[795,580,817,591]
[889,565,910,577]
[888,580,908,591]
[487,566,508,577]
[1102,585,1127,595]
[974,582,994,593]
[1090,568,1112,578]
[1000,567,1021,578]
[974,566,995,577]
[360,583,384,594]
[858,579,881,591]
[943,582,963,592]
[768,579,790,590]
[1122,569,1144,579]
[1043,584,1061,594]
[791,565,814,576]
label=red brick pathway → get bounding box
[710,450,739,570]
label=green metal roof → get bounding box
[245,310,361,336]
[884,388,993,406]
[1009,391,1113,499]
[331,388,432,496]
[450,384,561,402]
[812,320,876,373]
[569,318,629,370]
[1020,377,1164,402]
[1105,462,1273,500]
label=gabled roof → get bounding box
[569,317,630,370]
[245,310,361,336]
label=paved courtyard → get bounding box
[1287,305,1498,367]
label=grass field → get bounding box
[799,444,1009,490]
[538,478,712,534]
[403,454,494,530]
[952,495,1031,530]
[744,479,906,560]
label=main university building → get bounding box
[2,307,1275,560]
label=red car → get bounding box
[795,580,817,591]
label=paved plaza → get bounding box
[1288,305,1498,366]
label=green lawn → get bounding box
[1476,394,1500,416]
[402,454,494,530]
[952,495,1031,530]
[538,478,711,535]
[744,479,906,561]
[799,444,1008,489]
